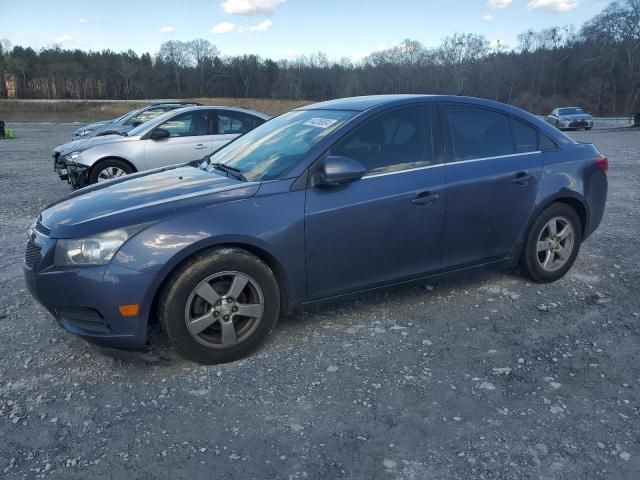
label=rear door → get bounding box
[212,111,265,152]
[143,110,215,168]
[441,103,543,268]
[304,105,446,300]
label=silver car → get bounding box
[56,106,269,188]
[547,107,594,131]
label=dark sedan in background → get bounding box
[547,107,594,130]
[24,95,608,364]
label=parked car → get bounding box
[55,103,202,176]
[69,102,201,140]
[24,95,608,364]
[547,107,594,130]
[54,106,269,187]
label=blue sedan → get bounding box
[24,95,608,364]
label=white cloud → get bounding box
[221,0,284,15]
[488,0,512,9]
[79,18,88,24]
[160,26,175,33]
[54,34,73,44]
[212,22,236,33]
[527,0,579,12]
[483,14,494,21]
[238,19,272,33]
[286,49,299,58]
[213,19,272,34]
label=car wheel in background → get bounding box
[158,248,280,364]
[521,203,583,283]
[586,126,593,130]
[89,158,134,184]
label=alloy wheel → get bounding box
[97,166,126,182]
[184,271,264,349]
[536,216,575,272]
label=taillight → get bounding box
[595,154,608,173]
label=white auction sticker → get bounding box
[303,118,338,128]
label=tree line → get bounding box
[1,0,639,116]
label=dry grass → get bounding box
[0,98,312,122]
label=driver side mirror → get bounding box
[131,120,142,127]
[149,128,170,140]
[313,155,366,187]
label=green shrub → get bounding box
[4,128,16,139]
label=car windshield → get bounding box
[559,108,586,115]
[114,108,142,124]
[204,109,357,182]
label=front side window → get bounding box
[512,118,538,153]
[159,111,212,137]
[447,105,514,161]
[329,106,433,175]
[206,109,356,182]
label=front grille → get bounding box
[25,241,42,268]
[34,220,51,236]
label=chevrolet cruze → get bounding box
[24,95,608,364]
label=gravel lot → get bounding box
[0,124,639,479]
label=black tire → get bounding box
[555,120,561,130]
[89,158,134,184]
[521,203,583,283]
[585,126,593,131]
[158,248,280,364]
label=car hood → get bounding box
[40,165,259,238]
[76,120,113,132]
[55,134,136,155]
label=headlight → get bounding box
[67,151,81,161]
[54,227,142,266]
[78,129,93,136]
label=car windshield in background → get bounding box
[205,109,357,182]
[559,108,586,115]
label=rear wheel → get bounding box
[89,158,134,184]
[521,203,582,283]
[158,248,280,364]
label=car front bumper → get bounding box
[559,119,593,129]
[66,162,90,188]
[23,239,155,349]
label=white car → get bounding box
[55,106,269,187]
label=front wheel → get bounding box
[158,248,280,364]
[89,158,134,184]
[521,203,583,283]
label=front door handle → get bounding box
[194,144,207,150]
[512,171,535,185]
[412,191,440,206]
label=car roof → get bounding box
[298,94,535,115]
[170,105,271,120]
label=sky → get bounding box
[0,0,610,60]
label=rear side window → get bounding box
[217,111,263,134]
[330,106,434,175]
[446,105,513,161]
[511,118,538,153]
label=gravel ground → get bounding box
[0,124,639,479]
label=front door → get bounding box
[304,105,446,300]
[144,110,215,168]
[441,104,544,268]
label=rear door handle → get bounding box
[512,171,535,185]
[412,191,440,206]
[194,144,207,150]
